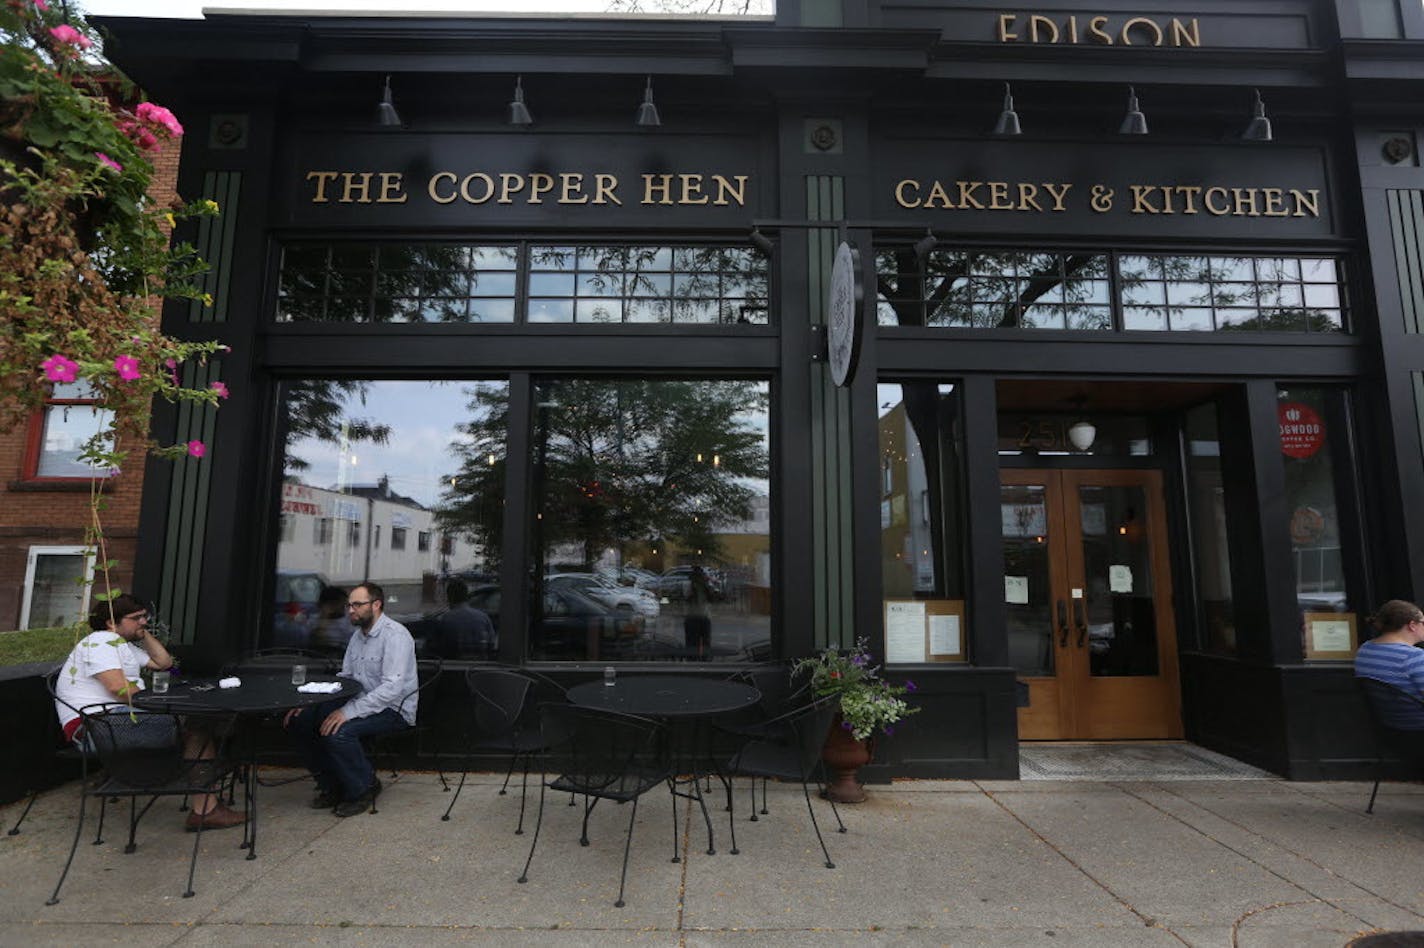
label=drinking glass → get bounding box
[291,664,307,686]
[604,666,616,687]
[152,670,170,694]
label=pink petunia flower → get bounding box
[95,152,122,173]
[113,355,141,381]
[136,102,184,137]
[48,25,91,49]
[210,381,229,399]
[41,354,79,383]
[186,440,206,458]
[35,0,49,11]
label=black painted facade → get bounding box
[96,0,1424,779]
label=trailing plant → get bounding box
[793,637,919,742]
[0,2,226,631]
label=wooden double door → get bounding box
[1002,469,1182,740]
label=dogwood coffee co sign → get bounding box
[1279,402,1325,459]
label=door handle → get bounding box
[1074,598,1088,648]
[1056,600,1069,648]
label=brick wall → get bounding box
[0,133,182,631]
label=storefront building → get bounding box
[99,0,1424,779]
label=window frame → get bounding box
[22,385,116,483]
[20,544,94,631]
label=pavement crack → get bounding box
[976,782,1191,946]
[1121,783,1424,930]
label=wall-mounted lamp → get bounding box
[993,83,1022,136]
[635,76,661,127]
[375,75,402,127]
[913,228,938,260]
[1241,88,1272,142]
[508,76,533,127]
[1119,85,1148,136]
[750,227,774,255]
[1066,395,1096,451]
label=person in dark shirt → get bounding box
[437,579,496,659]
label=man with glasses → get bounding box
[285,581,417,817]
[53,594,244,831]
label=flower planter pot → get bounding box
[820,713,871,803]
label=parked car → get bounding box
[272,569,330,649]
[426,583,642,661]
[548,572,660,618]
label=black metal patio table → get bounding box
[135,671,361,859]
[567,675,759,857]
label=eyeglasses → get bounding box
[346,600,373,610]
[123,612,148,623]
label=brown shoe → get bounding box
[185,805,245,832]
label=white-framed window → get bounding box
[20,545,94,631]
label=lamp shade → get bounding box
[993,83,1022,136]
[376,75,401,127]
[508,76,533,127]
[1067,420,1097,452]
[635,76,661,127]
[1242,89,1272,142]
[1119,86,1147,136]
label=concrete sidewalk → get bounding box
[1,769,1422,946]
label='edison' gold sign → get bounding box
[303,170,749,207]
[997,13,1201,46]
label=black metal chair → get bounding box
[9,665,90,837]
[723,695,845,869]
[715,664,812,819]
[1357,676,1424,813]
[47,707,242,903]
[443,668,547,832]
[364,657,448,812]
[518,703,668,907]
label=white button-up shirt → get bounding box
[340,612,418,726]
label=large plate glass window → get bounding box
[267,379,508,659]
[877,382,969,664]
[1277,385,1365,658]
[527,378,772,661]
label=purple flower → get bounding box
[840,720,853,731]
[851,653,868,667]
[884,725,896,736]
[905,680,918,692]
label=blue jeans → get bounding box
[288,699,408,801]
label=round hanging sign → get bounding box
[1289,506,1326,546]
[827,241,863,388]
[1278,402,1325,459]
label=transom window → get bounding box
[277,242,768,326]
[876,248,1346,334]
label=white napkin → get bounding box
[218,677,241,689]
[297,681,342,694]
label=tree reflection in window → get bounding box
[278,242,767,326]
[875,248,1110,330]
[529,245,768,324]
[875,245,1344,333]
[437,379,769,569]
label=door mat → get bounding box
[1018,742,1276,781]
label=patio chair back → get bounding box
[82,710,188,787]
[539,703,665,800]
[1357,676,1424,813]
[466,668,534,741]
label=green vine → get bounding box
[1,1,227,634]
